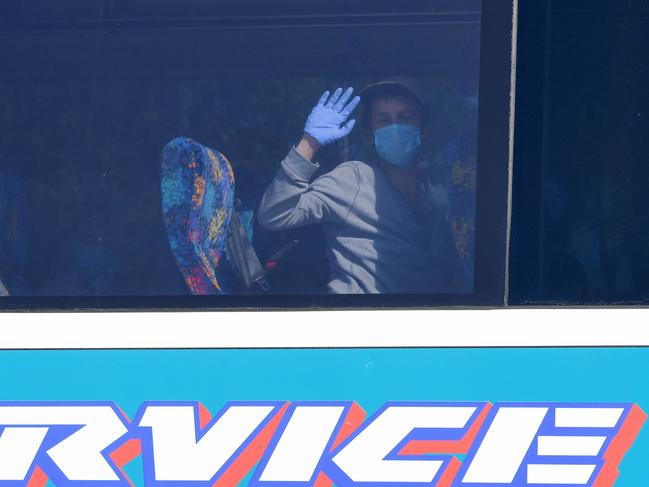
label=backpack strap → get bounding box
[227,211,270,292]
[0,278,9,297]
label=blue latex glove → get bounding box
[304,87,361,146]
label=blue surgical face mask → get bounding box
[373,124,422,167]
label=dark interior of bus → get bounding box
[0,0,481,298]
[511,0,649,305]
[3,0,649,305]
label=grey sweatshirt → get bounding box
[257,148,469,294]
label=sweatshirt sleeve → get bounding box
[257,148,360,231]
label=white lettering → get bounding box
[333,406,476,483]
[138,404,275,482]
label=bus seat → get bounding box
[161,137,236,295]
[161,137,326,295]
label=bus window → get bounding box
[0,0,514,308]
[510,0,649,305]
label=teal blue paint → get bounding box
[2,348,647,485]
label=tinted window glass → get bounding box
[0,1,485,300]
[510,0,649,304]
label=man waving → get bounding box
[258,81,467,294]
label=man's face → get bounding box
[369,94,423,132]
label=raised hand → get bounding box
[303,87,361,146]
